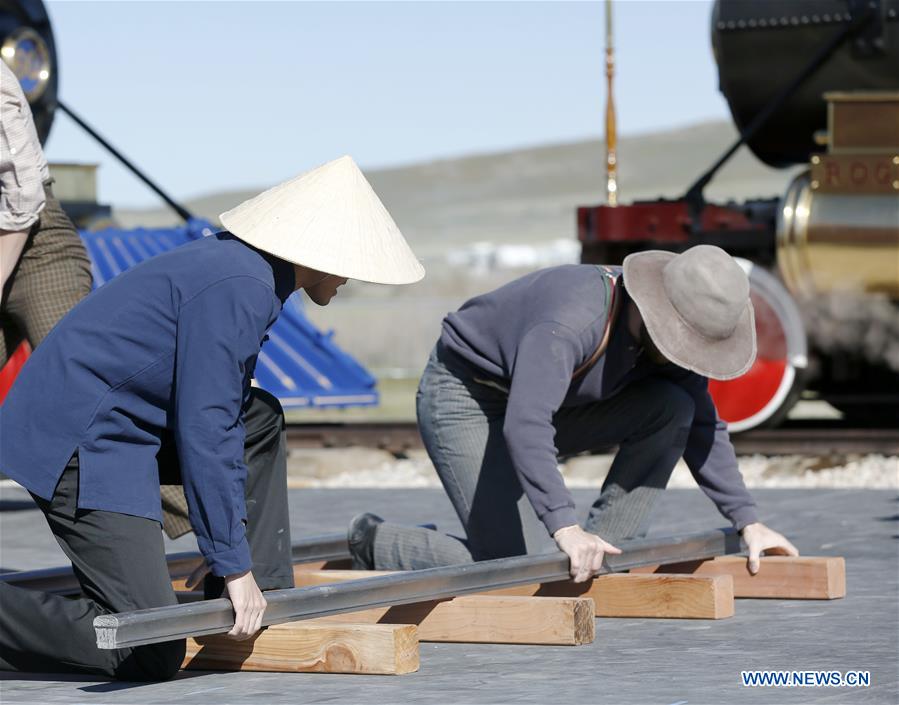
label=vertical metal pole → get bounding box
[604,0,618,207]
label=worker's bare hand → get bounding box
[740,522,799,575]
[224,570,267,640]
[184,558,211,591]
[553,525,622,583]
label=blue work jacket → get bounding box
[0,232,295,576]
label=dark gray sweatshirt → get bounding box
[440,264,758,535]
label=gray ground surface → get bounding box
[1,486,897,704]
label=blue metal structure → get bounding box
[79,220,378,409]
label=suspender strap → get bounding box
[472,266,622,393]
[571,266,620,381]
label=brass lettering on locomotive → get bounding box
[811,154,899,194]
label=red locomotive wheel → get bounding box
[0,342,30,404]
[708,260,807,433]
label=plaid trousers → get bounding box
[157,388,291,542]
[159,486,192,539]
[0,184,92,366]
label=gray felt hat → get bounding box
[623,245,757,381]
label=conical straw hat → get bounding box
[219,155,424,285]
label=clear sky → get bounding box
[43,0,726,208]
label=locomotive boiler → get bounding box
[580,0,899,430]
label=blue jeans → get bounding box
[372,341,695,570]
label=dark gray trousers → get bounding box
[0,388,293,680]
[372,342,696,570]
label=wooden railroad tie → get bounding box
[312,595,595,645]
[630,556,846,599]
[182,621,419,675]
[175,579,595,647]
[291,555,846,602]
[171,554,844,676]
[491,573,734,619]
[177,577,597,674]
[291,568,735,620]
[9,537,845,675]
[160,549,846,675]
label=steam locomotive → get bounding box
[579,0,899,430]
[0,0,55,140]
[3,0,897,430]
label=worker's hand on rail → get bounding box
[740,522,799,575]
[184,558,211,591]
[224,570,268,640]
[553,525,622,583]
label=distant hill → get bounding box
[114,120,798,259]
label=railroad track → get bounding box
[286,421,899,456]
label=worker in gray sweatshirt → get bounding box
[348,245,797,582]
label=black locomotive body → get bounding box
[580,0,899,429]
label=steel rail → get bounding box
[0,532,352,595]
[285,421,899,456]
[94,527,742,649]
[285,422,422,454]
[289,531,351,563]
[0,551,202,594]
[730,428,899,456]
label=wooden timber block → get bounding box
[314,595,595,645]
[546,573,734,619]
[182,622,419,674]
[630,555,846,599]
[292,566,394,585]
[492,573,734,619]
[293,569,732,620]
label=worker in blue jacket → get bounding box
[0,156,424,680]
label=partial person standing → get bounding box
[349,246,798,581]
[0,59,91,360]
[0,156,424,680]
